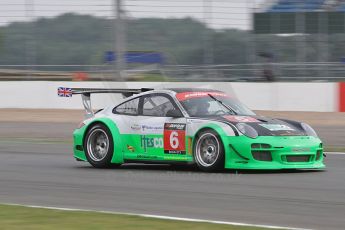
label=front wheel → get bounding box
[84,123,116,168]
[194,130,225,172]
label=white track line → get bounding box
[2,203,312,230]
[325,152,345,155]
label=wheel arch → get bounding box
[192,124,230,165]
[83,118,124,164]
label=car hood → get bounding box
[204,115,307,136]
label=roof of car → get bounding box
[166,88,223,93]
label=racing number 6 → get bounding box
[164,123,186,154]
[170,131,179,149]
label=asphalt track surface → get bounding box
[1,122,345,230]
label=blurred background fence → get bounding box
[1,0,345,81]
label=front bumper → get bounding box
[224,135,325,170]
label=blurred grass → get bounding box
[128,73,169,81]
[324,146,345,152]
[0,204,274,230]
[0,137,72,144]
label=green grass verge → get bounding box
[0,204,274,230]
[323,146,345,152]
[0,137,72,144]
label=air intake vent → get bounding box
[251,143,261,148]
[286,155,310,162]
[75,145,83,151]
[252,151,272,161]
[261,144,271,149]
[251,143,271,149]
[316,150,322,161]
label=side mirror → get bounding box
[166,109,183,118]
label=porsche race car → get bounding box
[58,87,325,171]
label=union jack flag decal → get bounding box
[57,87,72,97]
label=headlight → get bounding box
[301,123,318,137]
[236,123,258,139]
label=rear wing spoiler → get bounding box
[57,87,153,118]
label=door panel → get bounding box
[138,117,191,161]
[111,92,193,162]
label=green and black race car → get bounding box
[59,87,325,172]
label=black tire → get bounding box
[193,129,225,172]
[84,123,117,168]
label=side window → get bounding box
[114,97,139,115]
[142,95,175,117]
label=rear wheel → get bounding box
[84,123,117,168]
[194,130,224,172]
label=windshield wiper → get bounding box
[207,94,237,115]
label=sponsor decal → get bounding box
[130,123,141,131]
[279,130,299,136]
[259,124,295,131]
[223,115,259,123]
[291,147,310,152]
[141,125,163,132]
[164,123,186,154]
[164,156,187,161]
[141,136,163,152]
[187,119,202,124]
[57,87,72,97]
[127,145,135,152]
[176,91,228,101]
[187,137,193,156]
[137,154,158,159]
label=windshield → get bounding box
[178,92,255,117]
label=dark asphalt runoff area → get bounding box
[0,122,345,230]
